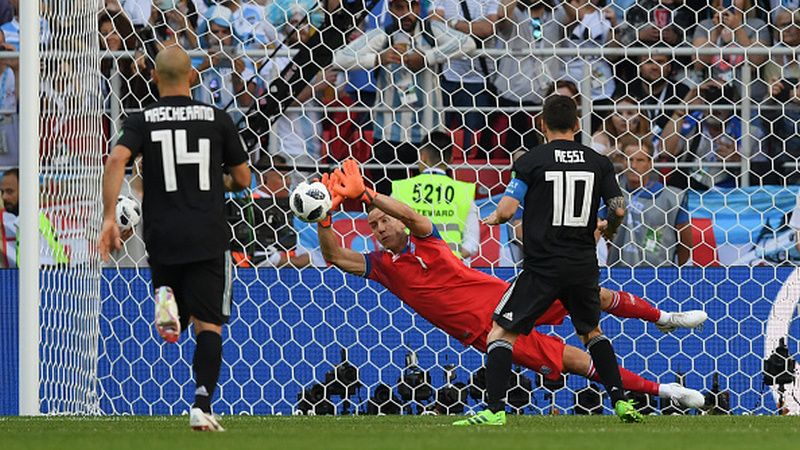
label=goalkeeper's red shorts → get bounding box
[471,300,569,381]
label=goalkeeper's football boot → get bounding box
[190,407,225,432]
[663,383,706,409]
[656,310,708,334]
[615,399,644,423]
[154,286,180,343]
[452,410,506,426]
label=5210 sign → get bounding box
[412,183,455,203]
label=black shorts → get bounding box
[149,252,232,332]
[493,270,600,336]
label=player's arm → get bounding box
[318,222,367,276]
[482,177,525,225]
[371,193,433,238]
[220,111,252,192]
[99,144,133,260]
[224,162,251,192]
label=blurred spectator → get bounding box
[332,0,476,194]
[99,13,153,112]
[625,53,691,154]
[606,140,692,267]
[0,168,68,267]
[255,155,291,198]
[193,6,254,124]
[0,167,16,267]
[615,0,698,85]
[545,79,580,99]
[1,0,51,50]
[547,0,618,129]
[433,0,500,157]
[764,8,800,167]
[493,0,554,154]
[662,82,766,189]
[119,0,152,27]
[232,0,277,48]
[339,0,386,122]
[768,0,799,21]
[391,131,479,260]
[152,1,199,48]
[692,0,769,99]
[0,0,11,26]
[0,29,17,167]
[591,96,650,157]
[619,0,697,47]
[257,0,329,184]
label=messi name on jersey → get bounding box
[144,105,215,123]
[554,150,586,164]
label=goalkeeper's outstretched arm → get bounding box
[371,193,433,238]
[318,224,367,276]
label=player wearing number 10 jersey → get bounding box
[98,46,251,431]
[477,95,645,425]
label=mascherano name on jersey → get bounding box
[144,106,216,123]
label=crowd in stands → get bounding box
[88,1,800,184]
[5,0,800,268]
[93,0,800,268]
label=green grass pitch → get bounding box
[2,415,799,450]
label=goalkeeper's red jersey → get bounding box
[364,228,509,345]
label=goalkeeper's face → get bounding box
[368,209,408,252]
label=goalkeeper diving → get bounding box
[317,160,707,409]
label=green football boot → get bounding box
[615,399,644,423]
[453,410,507,426]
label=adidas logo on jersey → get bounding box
[502,312,513,321]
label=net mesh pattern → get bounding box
[17,0,800,415]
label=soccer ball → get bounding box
[116,196,141,230]
[290,181,332,223]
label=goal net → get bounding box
[38,0,104,414]
[3,0,800,416]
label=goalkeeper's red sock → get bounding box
[587,361,659,396]
[606,291,662,323]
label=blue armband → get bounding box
[504,178,528,203]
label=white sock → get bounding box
[658,383,675,398]
[656,311,672,326]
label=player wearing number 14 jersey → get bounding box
[98,46,251,431]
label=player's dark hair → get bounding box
[420,131,453,165]
[542,95,578,133]
[544,80,578,98]
[2,167,18,179]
